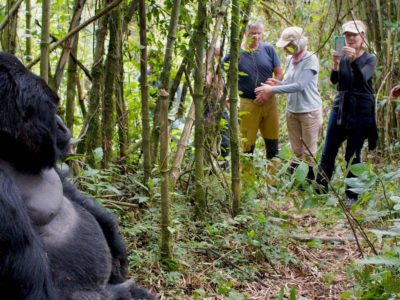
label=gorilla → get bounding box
[0,51,155,300]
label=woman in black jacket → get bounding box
[316,20,378,205]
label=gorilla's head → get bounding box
[0,52,64,173]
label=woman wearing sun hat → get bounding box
[255,26,323,181]
[315,20,378,205]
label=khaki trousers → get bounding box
[239,97,279,152]
[286,109,322,165]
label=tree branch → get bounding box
[26,0,123,69]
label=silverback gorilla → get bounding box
[0,52,155,300]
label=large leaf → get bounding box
[279,143,293,160]
[381,169,400,181]
[349,163,370,176]
[294,162,308,183]
[368,229,400,238]
[357,256,400,266]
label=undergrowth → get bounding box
[71,145,400,299]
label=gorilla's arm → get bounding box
[0,169,57,300]
[58,170,129,283]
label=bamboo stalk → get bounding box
[228,0,242,217]
[26,0,123,69]
[160,88,172,259]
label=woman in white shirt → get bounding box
[255,27,323,181]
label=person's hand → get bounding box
[225,98,230,109]
[254,83,273,105]
[265,78,281,86]
[390,85,400,99]
[331,50,341,70]
[342,46,356,61]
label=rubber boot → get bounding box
[288,161,299,175]
[306,166,315,182]
[264,139,279,159]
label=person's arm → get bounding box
[271,69,315,94]
[330,70,339,84]
[273,66,283,81]
[351,55,376,83]
[330,51,340,84]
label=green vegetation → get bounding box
[2,0,400,298]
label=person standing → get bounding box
[224,19,283,160]
[255,27,323,181]
[315,20,378,204]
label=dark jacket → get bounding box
[335,90,378,150]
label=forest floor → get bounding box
[116,168,371,300]
[243,202,359,300]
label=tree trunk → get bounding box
[122,0,138,35]
[52,0,86,92]
[84,2,108,166]
[158,0,181,262]
[26,0,122,69]
[1,0,19,53]
[101,1,122,167]
[203,1,227,163]
[65,34,79,135]
[193,0,207,215]
[40,0,51,82]
[170,102,195,187]
[228,0,241,216]
[25,0,32,60]
[116,38,128,164]
[139,0,151,183]
[160,88,172,260]
[150,0,181,165]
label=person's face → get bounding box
[214,47,221,58]
[245,26,262,48]
[284,43,297,55]
[344,32,364,50]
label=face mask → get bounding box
[284,44,297,55]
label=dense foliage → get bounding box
[1,0,400,298]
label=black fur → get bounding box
[0,52,155,300]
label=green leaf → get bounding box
[276,287,285,300]
[289,287,297,300]
[93,147,104,163]
[339,291,352,299]
[106,185,122,195]
[349,163,369,177]
[302,197,318,209]
[368,229,400,237]
[134,194,150,203]
[279,143,293,160]
[390,196,400,203]
[381,169,400,181]
[83,167,99,177]
[294,162,308,183]
[325,197,338,206]
[357,256,400,266]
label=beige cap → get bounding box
[276,27,305,48]
[342,20,366,34]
